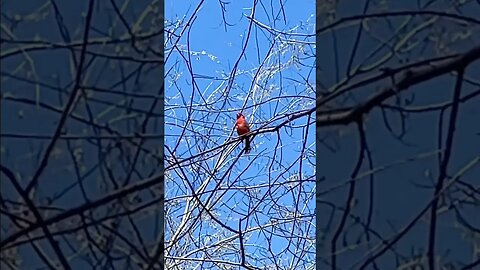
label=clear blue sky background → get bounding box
[165,0,316,268]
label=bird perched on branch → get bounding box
[236,112,251,154]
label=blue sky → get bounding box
[164,0,316,268]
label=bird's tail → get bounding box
[244,136,251,154]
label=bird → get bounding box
[235,112,251,154]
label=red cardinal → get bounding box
[236,112,251,154]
